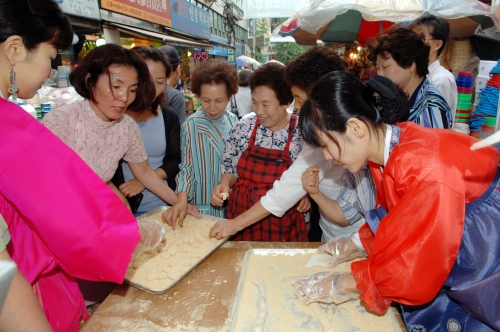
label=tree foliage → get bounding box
[256,18,269,37]
[274,43,310,64]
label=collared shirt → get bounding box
[428,60,457,123]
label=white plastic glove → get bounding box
[293,271,359,305]
[317,234,366,268]
[133,219,165,258]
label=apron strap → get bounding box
[283,115,298,153]
[248,118,260,148]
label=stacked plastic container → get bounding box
[470,60,500,137]
[57,66,70,88]
[454,71,473,133]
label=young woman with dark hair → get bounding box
[368,26,452,129]
[112,45,182,216]
[0,1,159,331]
[295,71,500,332]
[42,44,194,211]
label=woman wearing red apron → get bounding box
[210,62,308,241]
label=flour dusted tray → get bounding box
[228,249,403,332]
[125,206,228,294]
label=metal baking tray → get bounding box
[125,205,229,294]
[228,249,402,332]
[228,249,316,331]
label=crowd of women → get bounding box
[0,0,499,331]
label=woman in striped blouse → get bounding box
[163,60,238,226]
[367,26,452,129]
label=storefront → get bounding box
[57,0,102,68]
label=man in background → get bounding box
[159,45,186,123]
[412,15,458,125]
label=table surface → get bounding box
[81,241,404,331]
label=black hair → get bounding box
[284,46,347,92]
[0,0,73,51]
[133,45,172,115]
[238,70,252,87]
[412,14,450,56]
[250,62,293,105]
[70,44,156,113]
[367,26,430,78]
[299,71,409,153]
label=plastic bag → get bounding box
[133,219,165,258]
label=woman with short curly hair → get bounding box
[163,60,238,224]
[209,62,307,241]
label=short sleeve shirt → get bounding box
[42,100,147,182]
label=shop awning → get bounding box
[110,23,213,51]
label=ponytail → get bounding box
[299,72,409,149]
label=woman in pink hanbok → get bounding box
[0,1,158,330]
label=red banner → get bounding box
[101,0,172,27]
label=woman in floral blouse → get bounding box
[209,62,307,241]
[43,44,186,209]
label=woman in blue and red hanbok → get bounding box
[293,71,500,332]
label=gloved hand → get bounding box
[317,234,366,268]
[133,219,165,258]
[293,271,359,305]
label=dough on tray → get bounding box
[125,211,226,292]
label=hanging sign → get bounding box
[171,0,211,39]
[101,0,172,27]
[243,0,309,19]
[193,52,209,61]
[227,49,235,64]
[57,0,101,20]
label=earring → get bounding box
[8,66,19,103]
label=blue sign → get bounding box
[171,0,210,39]
[249,19,254,37]
[209,46,228,57]
[210,35,230,46]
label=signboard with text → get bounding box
[57,0,101,20]
[171,0,210,39]
[227,49,235,64]
[243,0,309,19]
[101,0,172,27]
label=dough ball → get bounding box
[168,246,177,255]
[157,266,164,272]
[180,253,187,259]
[162,266,170,273]
[157,272,168,279]
[146,273,157,281]
[192,242,200,248]
[132,260,142,269]
[176,241,184,247]
[194,234,204,243]
[183,237,190,244]
[169,260,178,267]
[160,252,171,259]
[168,271,178,280]
[188,238,195,245]
[221,192,229,200]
